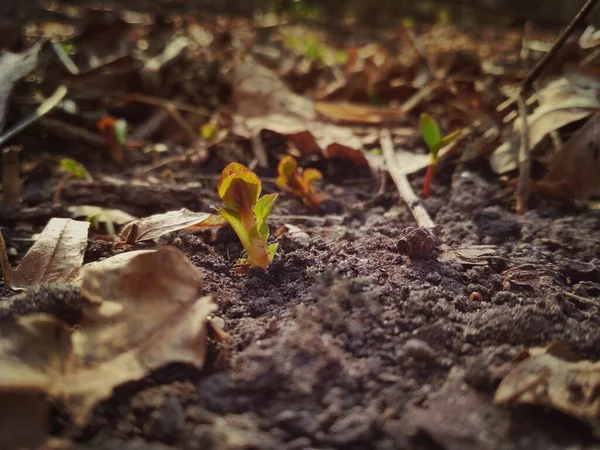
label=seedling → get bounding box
[419,113,461,197]
[60,158,92,181]
[217,163,278,270]
[275,155,322,211]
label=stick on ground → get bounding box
[380,129,435,229]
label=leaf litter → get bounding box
[0,246,220,447]
[2,2,600,449]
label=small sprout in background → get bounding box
[60,158,92,181]
[201,121,219,141]
[419,113,461,198]
[217,162,278,270]
[59,42,77,55]
[97,116,128,163]
[275,155,322,211]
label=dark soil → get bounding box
[1,3,600,450]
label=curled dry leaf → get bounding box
[0,246,218,430]
[119,208,227,243]
[495,353,600,434]
[231,59,371,166]
[8,218,90,290]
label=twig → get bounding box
[0,230,12,288]
[562,290,600,308]
[0,85,68,147]
[39,117,106,147]
[380,129,435,229]
[2,146,22,207]
[515,0,599,213]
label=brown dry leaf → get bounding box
[71,249,158,286]
[0,246,218,428]
[231,59,371,166]
[536,112,600,199]
[10,218,90,290]
[315,101,406,125]
[119,208,227,243]
[438,244,497,266]
[491,75,600,174]
[495,353,600,434]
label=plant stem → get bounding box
[423,163,435,198]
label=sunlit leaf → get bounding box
[419,113,442,154]
[60,158,91,180]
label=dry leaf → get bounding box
[10,218,89,290]
[495,353,600,434]
[491,75,600,174]
[536,112,600,199]
[231,59,370,166]
[119,208,227,243]
[0,43,41,131]
[68,205,138,225]
[71,249,158,286]
[438,245,497,266]
[0,247,218,427]
[315,101,406,125]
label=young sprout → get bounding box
[60,158,92,181]
[419,113,461,198]
[217,163,278,270]
[275,155,322,211]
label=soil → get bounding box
[1,3,600,450]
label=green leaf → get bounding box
[439,129,462,148]
[114,119,128,145]
[419,113,442,155]
[254,193,278,223]
[218,207,269,269]
[267,243,279,262]
[60,158,91,180]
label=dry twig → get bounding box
[380,129,435,229]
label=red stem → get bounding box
[423,163,435,198]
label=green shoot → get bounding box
[60,158,92,181]
[418,113,461,197]
[217,163,278,270]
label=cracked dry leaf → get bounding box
[0,246,217,427]
[495,353,600,434]
[9,218,90,290]
[118,208,227,243]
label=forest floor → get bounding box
[0,3,600,450]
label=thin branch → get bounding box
[380,129,435,229]
[515,0,599,213]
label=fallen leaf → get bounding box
[0,247,218,427]
[69,205,138,225]
[231,59,372,166]
[491,75,600,174]
[495,353,600,434]
[536,112,600,199]
[438,244,497,266]
[119,208,227,243]
[71,249,158,286]
[0,42,41,131]
[10,218,90,290]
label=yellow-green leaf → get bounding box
[419,113,442,155]
[60,158,91,180]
